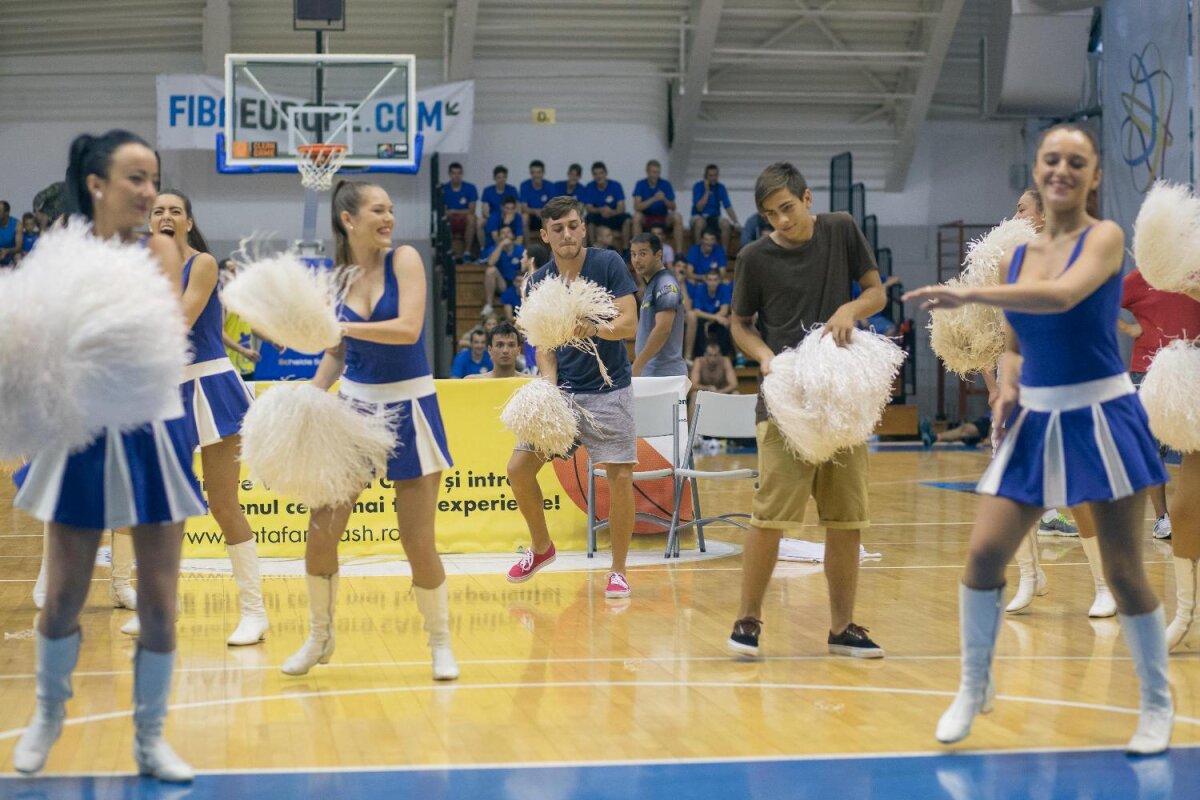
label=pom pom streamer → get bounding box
[1139,339,1200,453]
[763,328,906,464]
[239,383,397,508]
[1133,181,1200,293]
[500,378,582,458]
[0,217,189,459]
[221,242,347,354]
[516,275,619,385]
[928,217,1037,376]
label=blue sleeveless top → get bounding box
[1005,227,1126,387]
[182,254,227,363]
[339,249,431,384]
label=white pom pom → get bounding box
[221,249,343,354]
[963,217,1038,282]
[0,218,188,458]
[1139,339,1200,453]
[516,275,619,384]
[1133,182,1200,293]
[763,328,906,464]
[500,378,579,458]
[239,383,396,508]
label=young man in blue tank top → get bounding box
[505,196,641,599]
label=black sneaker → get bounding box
[727,617,762,658]
[828,623,885,659]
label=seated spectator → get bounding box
[486,198,525,246]
[650,224,675,264]
[441,162,479,257]
[451,327,493,378]
[501,271,528,321]
[558,163,585,198]
[690,164,739,251]
[481,165,519,223]
[686,229,727,282]
[467,321,526,379]
[590,224,620,252]
[632,159,683,254]
[740,212,773,247]
[669,256,690,286]
[519,159,554,233]
[481,225,525,315]
[0,201,19,267]
[583,161,631,247]
[686,270,734,358]
[15,212,41,263]
[688,340,738,417]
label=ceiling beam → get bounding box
[669,0,725,184]
[708,0,835,84]
[724,7,941,20]
[712,47,925,61]
[448,0,480,81]
[886,0,966,190]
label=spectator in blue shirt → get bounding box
[685,229,727,283]
[740,212,773,247]
[583,161,631,248]
[481,165,519,222]
[519,159,555,233]
[486,197,525,246]
[0,201,19,267]
[690,164,740,251]
[451,328,493,378]
[685,269,734,358]
[441,162,480,258]
[16,213,40,264]
[481,224,528,316]
[632,159,683,255]
[557,163,584,199]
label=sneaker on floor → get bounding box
[604,572,631,599]
[1038,514,1079,536]
[918,418,935,449]
[727,617,762,658]
[1153,514,1173,540]
[828,623,885,658]
[506,543,556,583]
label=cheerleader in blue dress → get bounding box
[906,124,1173,755]
[12,130,200,782]
[146,190,267,646]
[281,180,458,681]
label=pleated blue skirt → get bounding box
[339,375,453,480]
[180,357,254,450]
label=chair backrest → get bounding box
[631,375,690,400]
[633,391,682,439]
[694,391,758,439]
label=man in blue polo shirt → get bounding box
[440,163,480,258]
[486,197,525,246]
[481,165,519,223]
[632,159,683,255]
[686,228,727,283]
[691,164,740,251]
[558,163,584,198]
[519,159,555,233]
[451,328,493,378]
[685,269,734,358]
[480,224,526,316]
[0,201,21,266]
[583,161,631,248]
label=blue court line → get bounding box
[2,747,1194,799]
[921,481,979,493]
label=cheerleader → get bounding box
[281,180,458,681]
[12,131,202,781]
[142,190,267,646]
[905,124,1173,754]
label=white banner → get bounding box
[155,75,473,154]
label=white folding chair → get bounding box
[586,391,685,557]
[665,391,759,558]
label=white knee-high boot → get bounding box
[1079,536,1116,618]
[1119,606,1174,755]
[1167,557,1199,652]
[13,631,81,774]
[132,647,193,782]
[1006,532,1047,613]
[414,581,460,681]
[936,585,1004,744]
[109,532,137,610]
[281,573,337,676]
[225,540,269,646]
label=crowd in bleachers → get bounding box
[0,201,49,267]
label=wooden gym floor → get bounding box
[0,445,1197,799]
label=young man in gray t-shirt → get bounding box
[727,162,889,660]
[631,233,687,377]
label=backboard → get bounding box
[222,53,417,172]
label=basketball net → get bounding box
[297,143,349,192]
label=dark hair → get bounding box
[754,162,809,212]
[591,161,607,174]
[568,163,582,177]
[529,159,545,170]
[700,227,717,239]
[493,165,508,177]
[331,179,385,267]
[0,200,9,214]
[630,232,662,254]
[502,197,517,206]
[526,242,551,267]
[65,129,153,220]
[448,161,463,172]
[646,159,661,170]
[541,195,585,223]
[1035,123,1102,217]
[1021,186,1044,214]
[157,189,210,254]
[487,321,522,347]
[469,328,487,342]
[704,164,719,174]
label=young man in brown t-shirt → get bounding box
[728,162,889,659]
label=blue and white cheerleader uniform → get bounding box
[977,227,1168,507]
[338,249,453,478]
[179,254,254,452]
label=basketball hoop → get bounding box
[296,143,349,191]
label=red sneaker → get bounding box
[605,572,631,599]
[507,543,556,583]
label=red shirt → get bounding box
[1121,269,1200,372]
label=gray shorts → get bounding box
[516,384,638,465]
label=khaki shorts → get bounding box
[750,420,870,530]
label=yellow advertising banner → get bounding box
[182,378,591,557]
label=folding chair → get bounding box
[665,391,759,558]
[586,391,684,557]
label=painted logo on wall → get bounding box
[1119,43,1175,193]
